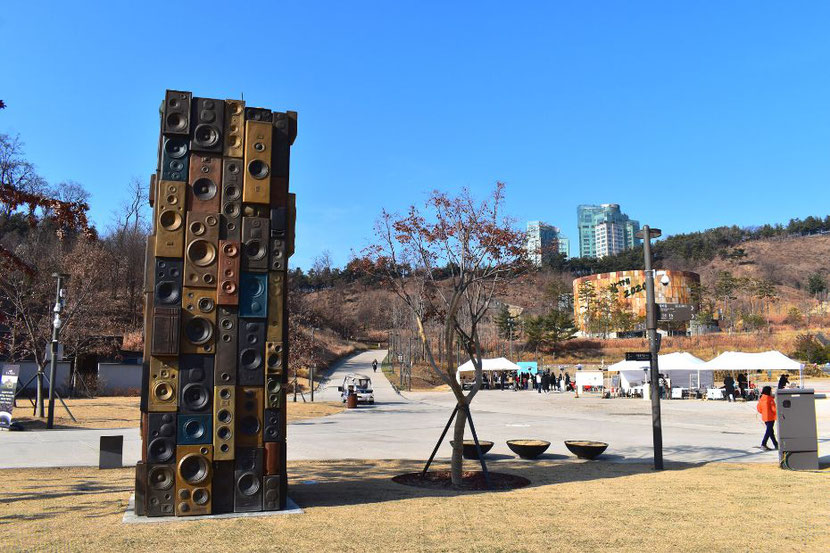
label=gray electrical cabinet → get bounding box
[775,388,819,470]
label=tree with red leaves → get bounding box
[365,182,526,486]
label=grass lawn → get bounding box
[12,397,344,429]
[0,459,827,552]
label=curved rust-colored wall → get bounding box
[572,269,700,332]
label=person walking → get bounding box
[724,374,735,402]
[536,372,542,394]
[564,372,571,392]
[372,359,378,373]
[777,373,790,389]
[757,386,778,450]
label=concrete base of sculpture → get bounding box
[122,495,303,523]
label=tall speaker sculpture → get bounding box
[137,90,296,517]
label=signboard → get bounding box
[0,365,20,429]
[626,352,652,362]
[657,303,696,322]
[516,361,538,374]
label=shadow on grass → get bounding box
[288,457,695,509]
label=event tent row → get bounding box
[455,351,804,390]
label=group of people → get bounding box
[721,372,757,401]
[482,370,574,392]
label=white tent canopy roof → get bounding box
[456,357,521,373]
[704,351,803,372]
[607,351,706,373]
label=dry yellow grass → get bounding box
[0,459,827,552]
[13,398,344,429]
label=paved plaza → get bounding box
[0,349,827,468]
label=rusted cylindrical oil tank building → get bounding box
[572,269,700,333]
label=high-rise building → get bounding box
[577,204,641,258]
[526,221,569,266]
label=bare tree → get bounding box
[365,183,525,486]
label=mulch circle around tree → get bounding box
[392,471,530,491]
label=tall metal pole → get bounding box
[310,328,316,402]
[640,226,664,470]
[47,273,68,429]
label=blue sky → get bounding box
[3,2,830,268]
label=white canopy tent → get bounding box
[608,352,713,391]
[455,357,521,383]
[704,350,804,386]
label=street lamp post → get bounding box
[635,225,664,471]
[47,273,69,430]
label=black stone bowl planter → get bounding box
[564,440,609,460]
[506,440,551,460]
[450,440,494,460]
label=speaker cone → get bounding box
[237,473,261,496]
[155,281,180,305]
[148,465,175,491]
[187,240,217,267]
[182,384,209,411]
[218,408,233,424]
[184,317,213,345]
[164,137,188,159]
[223,202,240,218]
[193,177,217,201]
[217,425,232,439]
[267,378,281,393]
[166,113,186,132]
[183,417,206,438]
[221,281,237,295]
[240,349,262,371]
[220,317,234,331]
[247,159,270,179]
[244,239,266,260]
[198,297,215,313]
[240,415,260,435]
[179,454,210,484]
[192,488,210,505]
[149,438,174,463]
[194,124,220,148]
[159,209,183,231]
[153,381,175,402]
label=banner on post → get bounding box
[0,365,21,429]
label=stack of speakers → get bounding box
[136,90,297,517]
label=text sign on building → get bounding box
[625,352,652,362]
[657,303,696,322]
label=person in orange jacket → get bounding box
[756,386,778,450]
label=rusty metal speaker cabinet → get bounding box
[215,306,238,385]
[191,97,224,154]
[241,216,269,272]
[149,357,178,412]
[140,90,295,517]
[162,90,192,136]
[154,258,183,307]
[184,212,220,288]
[213,385,235,460]
[221,158,243,241]
[234,447,263,512]
[238,319,266,386]
[161,137,190,182]
[146,413,177,464]
[155,180,186,257]
[236,387,263,448]
[175,444,213,516]
[224,99,245,158]
[217,240,241,306]
[243,121,272,205]
[187,154,222,213]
